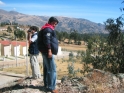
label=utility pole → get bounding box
[16,36,18,67]
[26,29,29,76]
[15,27,18,67]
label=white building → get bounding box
[19,41,27,56]
[0,40,11,57]
[11,41,20,56]
[57,46,62,55]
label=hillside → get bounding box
[0,9,108,33]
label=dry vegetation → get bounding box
[60,43,87,51]
[3,57,83,79]
[3,44,86,79]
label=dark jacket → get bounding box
[28,33,39,55]
[37,27,58,55]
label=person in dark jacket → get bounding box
[28,26,41,79]
[37,17,59,93]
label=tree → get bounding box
[7,26,12,33]
[60,31,69,42]
[82,16,124,74]
[56,30,63,42]
[80,1,124,74]
[14,29,26,40]
[56,30,69,43]
[70,30,78,43]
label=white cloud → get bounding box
[0,1,5,5]
[13,8,16,11]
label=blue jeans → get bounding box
[42,53,56,90]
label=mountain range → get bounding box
[0,9,108,33]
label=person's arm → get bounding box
[43,28,52,58]
[48,49,52,58]
[27,32,32,46]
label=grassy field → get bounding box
[3,56,83,79]
[60,44,87,51]
[3,44,87,79]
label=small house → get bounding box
[11,41,20,56]
[19,41,27,56]
[0,40,11,57]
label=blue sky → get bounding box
[0,0,123,24]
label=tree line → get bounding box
[0,22,108,43]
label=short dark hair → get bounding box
[48,17,59,24]
[30,26,38,31]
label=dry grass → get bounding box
[2,65,32,75]
[3,44,86,79]
[60,44,87,51]
[56,57,83,79]
[3,57,83,79]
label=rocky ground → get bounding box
[0,76,84,93]
[0,69,124,93]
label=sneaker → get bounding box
[46,88,58,93]
[51,89,58,93]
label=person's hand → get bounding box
[28,31,32,36]
[48,49,52,58]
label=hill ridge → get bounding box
[0,9,107,33]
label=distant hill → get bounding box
[0,9,108,33]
